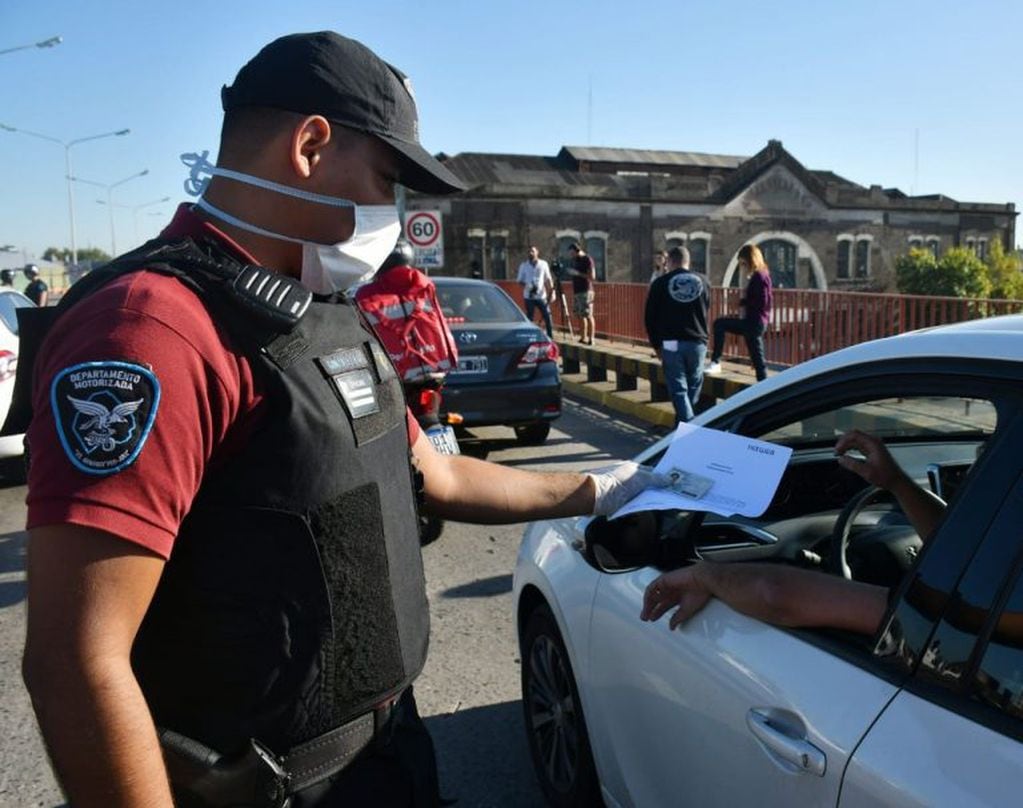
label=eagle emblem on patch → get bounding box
[51,361,160,475]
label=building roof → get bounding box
[432,142,1014,214]
[559,146,746,170]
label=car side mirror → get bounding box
[583,511,661,572]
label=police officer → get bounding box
[23,263,48,306]
[19,32,666,807]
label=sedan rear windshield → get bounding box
[436,283,524,324]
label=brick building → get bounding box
[408,139,1017,291]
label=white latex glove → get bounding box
[587,461,673,516]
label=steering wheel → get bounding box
[825,485,897,580]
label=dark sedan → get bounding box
[433,277,561,445]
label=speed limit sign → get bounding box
[405,210,444,268]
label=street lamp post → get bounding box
[0,36,62,57]
[70,169,148,256]
[132,197,171,243]
[0,124,130,266]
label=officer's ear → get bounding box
[290,115,333,179]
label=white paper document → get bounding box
[611,422,793,520]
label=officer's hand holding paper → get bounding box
[610,423,792,520]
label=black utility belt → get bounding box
[160,690,404,807]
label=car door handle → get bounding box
[746,708,826,777]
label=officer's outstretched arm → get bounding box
[413,432,669,523]
[23,524,174,807]
[413,431,596,523]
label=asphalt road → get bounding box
[0,399,661,807]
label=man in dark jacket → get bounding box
[644,245,709,423]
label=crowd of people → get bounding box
[511,239,775,415]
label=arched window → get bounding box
[688,231,711,275]
[467,229,486,278]
[926,236,941,258]
[836,235,854,279]
[855,236,872,278]
[665,231,687,253]
[556,230,582,271]
[489,232,508,279]
[759,239,797,289]
[584,231,608,281]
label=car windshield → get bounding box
[436,283,524,324]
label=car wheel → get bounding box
[521,604,601,808]
[514,422,551,446]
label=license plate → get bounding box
[426,424,461,455]
[456,356,488,374]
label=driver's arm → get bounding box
[836,430,946,542]
[642,561,888,636]
[23,524,174,805]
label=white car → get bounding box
[514,315,1023,808]
[0,288,35,460]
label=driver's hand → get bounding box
[641,565,712,630]
[835,429,906,491]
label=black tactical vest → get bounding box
[13,238,430,757]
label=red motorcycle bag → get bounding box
[354,265,459,382]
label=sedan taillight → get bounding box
[516,341,559,368]
[0,349,16,382]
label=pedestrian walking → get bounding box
[645,245,710,423]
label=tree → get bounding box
[985,241,1023,300]
[41,246,111,265]
[895,247,991,298]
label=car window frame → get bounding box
[641,358,1023,683]
[883,457,1023,743]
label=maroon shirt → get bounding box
[27,204,420,559]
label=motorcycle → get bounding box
[405,371,462,546]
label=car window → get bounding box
[759,396,997,447]
[972,569,1023,728]
[896,467,1023,740]
[436,283,523,324]
[0,291,33,336]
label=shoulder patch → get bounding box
[50,361,161,476]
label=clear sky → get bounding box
[2,0,1019,265]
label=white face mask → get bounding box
[182,151,401,294]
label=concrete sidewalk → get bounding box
[554,335,763,428]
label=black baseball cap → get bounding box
[222,31,467,195]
